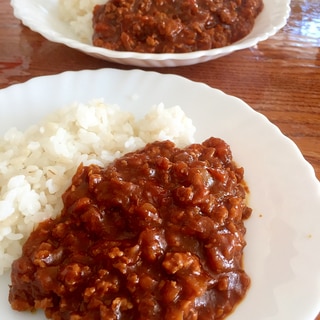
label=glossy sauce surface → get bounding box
[9,138,251,319]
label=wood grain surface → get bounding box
[0,0,319,318]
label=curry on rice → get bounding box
[9,137,251,319]
[92,0,264,53]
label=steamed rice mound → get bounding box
[0,100,195,274]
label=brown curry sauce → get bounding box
[9,138,251,319]
[92,0,264,53]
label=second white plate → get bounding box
[10,0,291,67]
[0,68,320,320]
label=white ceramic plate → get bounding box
[0,69,320,319]
[10,0,291,67]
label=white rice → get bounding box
[0,100,195,274]
[58,0,106,43]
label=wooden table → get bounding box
[0,0,319,318]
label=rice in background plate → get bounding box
[59,0,106,43]
[0,100,195,274]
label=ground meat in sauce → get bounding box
[9,137,252,320]
[92,0,264,53]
